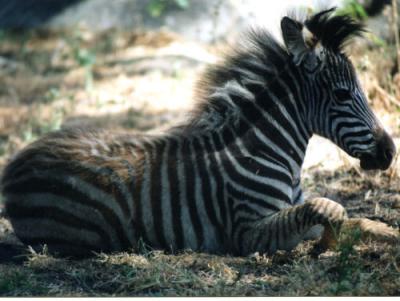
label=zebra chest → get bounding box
[223,156,295,206]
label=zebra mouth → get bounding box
[358,131,396,171]
[359,154,392,171]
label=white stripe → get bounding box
[197,136,223,225]
[140,151,157,245]
[190,139,219,251]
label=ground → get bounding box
[0,27,399,296]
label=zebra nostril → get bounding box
[375,130,395,166]
[384,148,394,163]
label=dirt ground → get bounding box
[0,27,399,296]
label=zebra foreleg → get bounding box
[240,197,347,255]
[303,224,325,240]
[240,197,400,256]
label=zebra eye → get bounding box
[333,89,352,102]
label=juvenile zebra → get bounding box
[1,8,399,258]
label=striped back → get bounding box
[1,9,395,257]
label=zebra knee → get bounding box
[306,197,347,225]
[303,224,324,240]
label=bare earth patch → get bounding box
[0,28,399,296]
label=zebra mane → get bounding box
[187,8,364,131]
[304,8,365,52]
[189,28,288,130]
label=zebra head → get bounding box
[281,8,396,170]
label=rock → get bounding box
[0,0,345,43]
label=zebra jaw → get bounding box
[359,154,393,171]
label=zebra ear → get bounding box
[281,17,309,65]
[281,17,321,72]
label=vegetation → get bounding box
[147,0,190,18]
[337,0,369,20]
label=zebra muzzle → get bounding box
[359,130,396,171]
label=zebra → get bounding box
[0,8,398,259]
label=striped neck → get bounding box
[186,63,314,176]
[184,28,322,176]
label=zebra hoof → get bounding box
[310,222,341,257]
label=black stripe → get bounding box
[182,138,204,247]
[280,67,311,137]
[167,139,184,250]
[233,203,265,218]
[132,149,151,249]
[123,159,147,247]
[286,209,295,237]
[246,129,294,173]
[149,141,169,249]
[226,183,281,212]
[333,120,364,137]
[331,110,360,120]
[6,203,112,252]
[223,159,291,203]
[281,212,289,248]
[227,197,235,250]
[201,135,228,229]
[233,216,259,233]
[2,150,59,186]
[264,217,274,254]
[275,215,280,251]
[192,137,224,244]
[215,132,291,203]
[252,226,265,253]
[341,128,371,141]
[232,209,264,246]
[235,226,252,255]
[235,87,304,165]
[3,157,132,224]
[302,203,315,229]
[224,128,293,184]
[294,207,302,232]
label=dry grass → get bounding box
[0,209,399,296]
[0,27,399,296]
